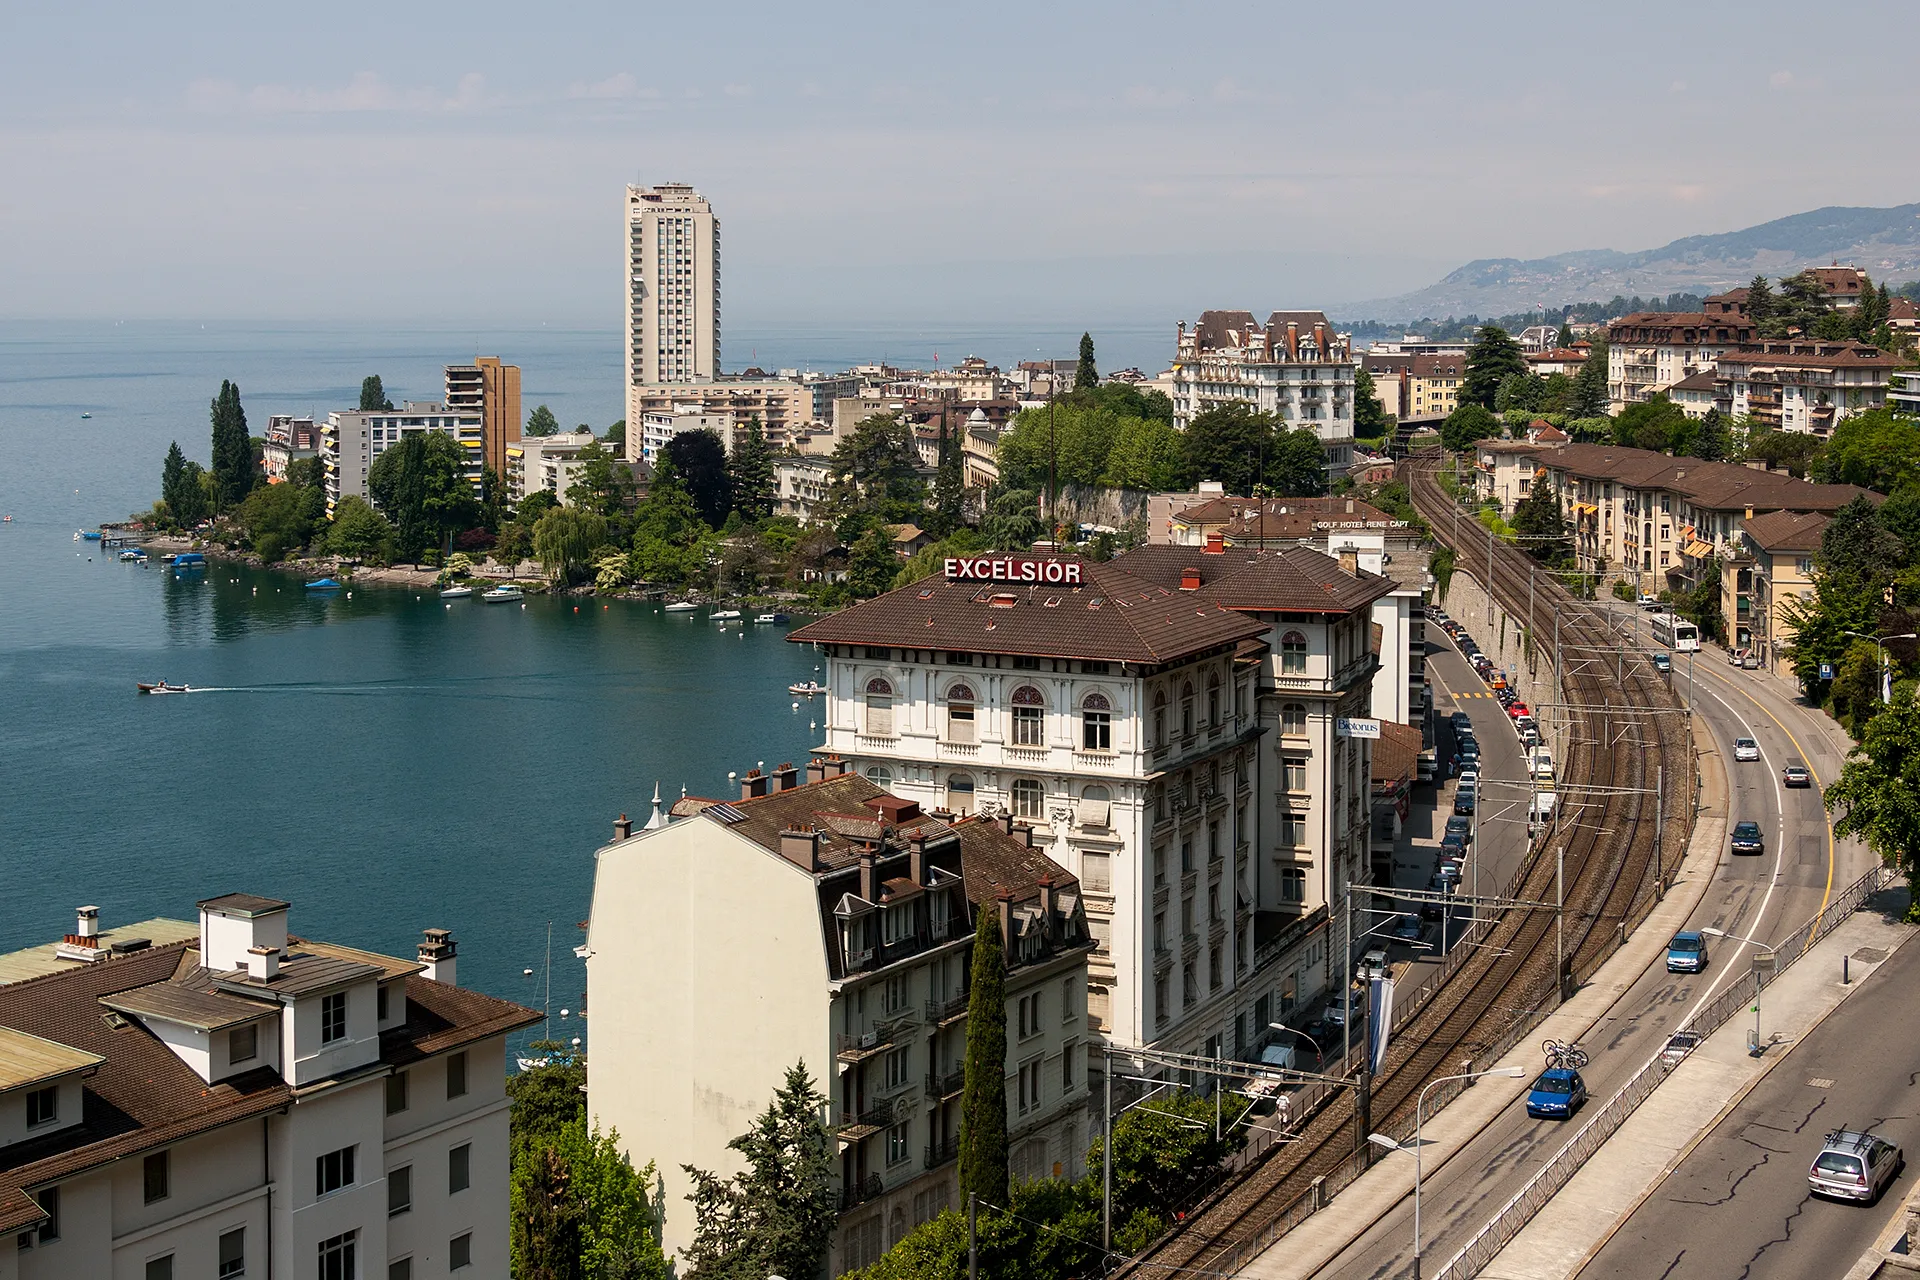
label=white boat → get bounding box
[755,613,789,624]
[711,609,742,621]
[482,585,525,602]
[788,680,825,696]
[663,601,697,613]
[439,585,474,599]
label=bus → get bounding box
[1650,613,1700,652]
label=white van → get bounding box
[1529,790,1558,822]
[1530,747,1555,781]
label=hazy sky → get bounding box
[4,1,1915,328]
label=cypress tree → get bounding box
[932,420,965,535]
[1075,332,1098,393]
[209,380,255,512]
[1746,275,1776,333]
[1570,340,1610,418]
[957,899,1010,1210]
[161,442,189,523]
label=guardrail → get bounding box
[1432,863,1894,1280]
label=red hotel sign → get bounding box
[944,557,1083,585]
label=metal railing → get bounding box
[1431,863,1893,1280]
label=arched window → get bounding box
[865,676,895,736]
[1180,681,1195,739]
[1281,632,1309,674]
[1010,778,1045,819]
[1011,684,1046,747]
[946,682,976,744]
[865,764,892,787]
[1282,702,1309,736]
[1153,690,1168,748]
[1207,673,1221,727]
[1081,691,1112,752]
[1082,784,1110,802]
[946,772,975,814]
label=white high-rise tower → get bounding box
[625,183,719,401]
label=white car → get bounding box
[1637,594,1658,609]
[1733,737,1760,762]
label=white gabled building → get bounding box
[0,897,537,1280]
[1169,311,1358,476]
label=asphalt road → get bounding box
[1307,612,1871,1280]
[1578,927,1920,1280]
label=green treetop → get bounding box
[1075,332,1098,393]
[726,417,777,524]
[209,379,255,512]
[1461,325,1527,409]
[359,375,394,412]
[957,903,1010,1211]
[1353,367,1392,441]
[681,1063,837,1280]
[526,404,561,437]
[1826,698,1920,916]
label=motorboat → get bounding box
[137,682,191,695]
[482,585,525,602]
[306,578,342,591]
[711,609,742,620]
[754,613,790,624]
[80,412,92,419]
[662,601,697,612]
[120,549,148,563]
[76,530,102,541]
[788,680,825,696]
[439,585,474,599]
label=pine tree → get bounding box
[957,901,1010,1211]
[681,1063,836,1280]
[1075,332,1098,393]
[1556,321,1575,348]
[526,404,561,437]
[1461,325,1526,409]
[1570,340,1610,417]
[161,441,190,525]
[359,375,394,412]
[932,420,966,534]
[1746,275,1776,333]
[209,380,255,512]
[725,417,776,523]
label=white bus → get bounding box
[1651,613,1700,652]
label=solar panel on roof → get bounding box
[706,803,747,824]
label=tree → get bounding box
[557,1122,670,1280]
[1746,428,1824,478]
[527,404,561,437]
[846,523,901,599]
[681,1063,836,1280]
[930,421,966,536]
[628,456,706,585]
[1773,270,1833,336]
[1075,332,1098,392]
[322,496,394,562]
[1493,371,1545,415]
[510,1040,588,1160]
[1539,372,1575,415]
[159,441,211,528]
[1182,402,1277,495]
[957,904,1009,1211]
[664,429,733,527]
[359,375,394,412]
[726,417,777,523]
[997,402,1124,492]
[1570,340,1610,417]
[495,521,535,575]
[517,489,560,525]
[1613,393,1689,452]
[1104,416,1189,491]
[1811,409,1920,494]
[1825,699,1920,916]
[980,488,1043,551]
[534,507,608,586]
[567,441,637,520]
[1084,1088,1243,1246]
[513,1144,585,1280]
[367,432,479,561]
[237,479,321,563]
[1510,484,1570,565]
[1461,325,1527,409]
[209,380,255,512]
[826,413,926,533]
[1746,275,1776,333]
[1268,427,1329,497]
[1556,321,1575,348]
[605,419,627,450]
[1440,402,1499,453]
[1353,368,1391,441]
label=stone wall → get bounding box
[1433,569,1556,717]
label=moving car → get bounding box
[1391,913,1425,943]
[1733,737,1760,762]
[1637,593,1658,609]
[1653,652,1671,674]
[1526,1068,1589,1119]
[1666,931,1708,974]
[1809,1129,1904,1203]
[1730,820,1765,855]
[1530,748,1555,781]
[1783,761,1813,788]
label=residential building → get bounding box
[505,431,598,505]
[1891,370,1920,414]
[1724,510,1828,674]
[1007,361,1078,399]
[1806,265,1870,309]
[799,373,865,423]
[1523,345,1590,379]
[1713,340,1898,436]
[1359,353,1411,421]
[321,403,484,516]
[625,183,719,391]
[1668,370,1721,420]
[1605,312,1757,411]
[1170,312,1357,476]
[585,769,1094,1274]
[787,548,1391,1062]
[1406,353,1467,421]
[775,454,832,522]
[621,378,812,465]
[443,357,521,481]
[0,898,536,1280]
[1473,440,1546,512]
[1369,721,1423,882]
[639,408,733,464]
[1888,296,1918,333]
[261,416,318,483]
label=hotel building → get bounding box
[1169,312,1357,476]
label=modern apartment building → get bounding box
[1170,312,1357,475]
[261,416,319,483]
[620,379,811,466]
[1892,370,1920,414]
[638,409,732,464]
[504,431,598,506]
[787,548,1390,1064]
[0,897,536,1280]
[1723,509,1828,673]
[1605,311,1757,411]
[585,768,1094,1275]
[321,404,485,516]
[625,183,719,389]
[1713,340,1897,436]
[443,358,521,481]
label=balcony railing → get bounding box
[926,1067,966,1099]
[925,1137,960,1169]
[840,1172,886,1210]
[837,1015,914,1063]
[926,993,969,1025]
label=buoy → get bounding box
[346,592,351,599]
[792,702,800,710]
[573,606,579,613]
[446,603,452,609]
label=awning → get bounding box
[1683,540,1715,558]
[1574,503,1598,515]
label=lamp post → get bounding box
[1841,630,1917,705]
[1369,1066,1528,1280]
[1266,1021,1323,1072]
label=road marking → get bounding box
[1808,1077,1835,1089]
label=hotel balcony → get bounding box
[925,1137,961,1170]
[925,993,969,1026]
[925,1067,966,1101]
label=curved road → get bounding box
[1307,606,1868,1280]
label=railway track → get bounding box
[1114,457,1691,1277]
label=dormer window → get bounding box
[229,1024,257,1064]
[882,906,914,946]
[320,992,347,1044]
[26,1085,57,1127]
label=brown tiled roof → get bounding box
[1670,370,1721,392]
[1717,340,1898,371]
[1534,443,1874,513]
[1410,354,1466,378]
[1807,266,1868,297]
[382,973,543,1064]
[1890,297,1917,322]
[1111,544,1397,616]
[1532,426,1569,442]
[1742,510,1830,553]
[710,773,953,872]
[0,1180,46,1234]
[952,820,1081,907]
[1607,313,1756,343]
[1194,310,1259,349]
[99,983,273,1032]
[1371,721,1423,785]
[787,558,1267,665]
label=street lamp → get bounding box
[1369,1066,1528,1280]
[1267,1021,1323,1071]
[1841,631,1916,704]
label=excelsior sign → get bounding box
[944,557,1083,585]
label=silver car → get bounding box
[1809,1129,1904,1203]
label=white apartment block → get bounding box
[621,379,812,467]
[787,549,1390,1065]
[1606,311,1756,412]
[625,183,719,389]
[1713,340,1898,437]
[638,409,732,465]
[1170,311,1357,475]
[0,898,536,1280]
[775,455,831,522]
[1891,370,1920,415]
[586,770,1093,1275]
[321,404,484,516]
[504,431,599,506]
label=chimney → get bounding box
[806,756,830,784]
[1204,531,1224,555]
[859,850,878,904]
[613,813,633,842]
[1346,498,1356,514]
[997,891,1013,949]
[1038,875,1056,920]
[773,761,800,791]
[1016,822,1037,849]
[1338,550,1358,576]
[780,825,820,870]
[418,928,457,985]
[831,754,852,777]
[998,813,1016,836]
[244,945,280,981]
[1180,567,1202,591]
[909,833,929,885]
[76,906,99,941]
[741,769,769,801]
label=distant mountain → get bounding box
[1339,203,1920,323]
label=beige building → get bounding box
[1407,353,1467,421]
[1606,311,1757,411]
[261,416,318,482]
[625,183,719,390]
[586,769,1094,1275]
[321,403,484,516]
[1713,340,1897,436]
[621,379,812,465]
[504,431,598,505]
[1474,440,1546,512]
[1170,311,1358,475]
[443,357,521,481]
[1724,510,1828,673]
[0,897,535,1280]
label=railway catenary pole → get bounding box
[1555,845,1566,1000]
[1654,765,1665,894]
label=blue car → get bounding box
[1526,1068,1588,1120]
[1666,931,1708,974]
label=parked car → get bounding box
[1454,787,1477,816]
[1783,761,1814,788]
[1742,650,1761,669]
[1530,748,1555,781]
[1497,688,1518,707]
[1728,646,1751,667]
[1666,931,1708,973]
[1730,820,1766,855]
[1525,1068,1589,1120]
[1450,711,1474,734]
[1810,1129,1905,1203]
[1508,701,1530,721]
[1445,815,1473,845]
[1733,737,1760,762]
[1440,831,1468,859]
[1514,715,1537,736]
[1359,948,1390,980]
[1521,726,1543,748]
[1653,652,1671,674]
[1637,593,1658,609]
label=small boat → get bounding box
[77,530,102,541]
[119,549,148,563]
[711,609,741,621]
[663,601,697,613]
[137,682,191,695]
[754,613,789,625]
[80,412,92,419]
[439,585,474,599]
[482,585,525,602]
[788,680,825,696]
[306,578,342,591]
[171,552,206,571]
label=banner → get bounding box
[1368,976,1395,1075]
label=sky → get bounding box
[3,0,1916,331]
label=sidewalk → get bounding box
[1483,903,1918,1279]
[1240,713,1730,1280]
